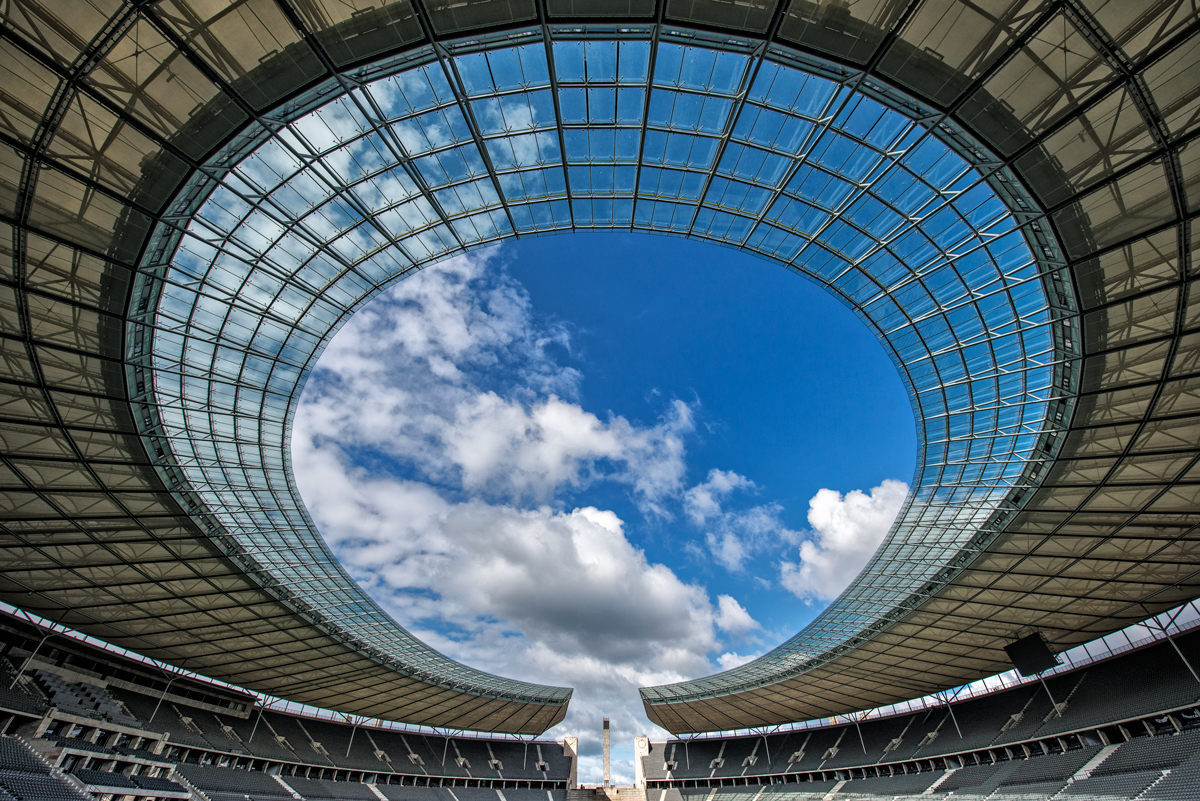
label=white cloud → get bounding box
[299,251,692,512]
[292,251,762,783]
[714,595,760,635]
[704,529,751,573]
[716,651,759,671]
[293,448,723,781]
[683,470,800,572]
[439,392,694,512]
[293,249,906,782]
[779,480,909,602]
[684,469,756,525]
[296,461,720,673]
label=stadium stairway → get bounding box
[610,786,647,801]
[271,773,304,798]
[1071,742,1121,781]
[0,735,93,801]
[569,786,646,801]
[921,768,956,794]
[166,769,213,801]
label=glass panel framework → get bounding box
[0,0,1196,734]
[135,25,1074,717]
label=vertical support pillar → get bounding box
[564,736,579,789]
[248,702,267,744]
[9,631,55,689]
[1037,673,1063,718]
[1141,603,1200,686]
[602,718,611,788]
[940,692,964,739]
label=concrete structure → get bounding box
[0,607,577,800]
[603,718,611,787]
[633,736,650,790]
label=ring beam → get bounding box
[1,0,1197,735]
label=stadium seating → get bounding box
[998,745,1100,785]
[46,735,116,756]
[1144,744,1200,799]
[1094,728,1200,775]
[645,627,1200,795]
[132,773,188,792]
[817,770,938,795]
[0,770,89,801]
[377,785,448,801]
[1061,769,1162,798]
[0,738,90,801]
[70,768,137,788]
[30,672,95,720]
[176,762,299,795]
[637,730,1200,800]
[22,673,137,728]
[505,789,568,801]
[935,761,1005,792]
[231,713,304,762]
[107,687,224,751]
[0,688,43,720]
[282,774,380,798]
[0,739,47,775]
[0,663,46,720]
[5,613,1200,799]
[634,630,1200,801]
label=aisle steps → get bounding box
[1074,743,1121,781]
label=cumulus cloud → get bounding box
[294,449,724,780]
[300,252,692,513]
[683,469,800,572]
[293,249,906,782]
[300,462,720,671]
[293,251,765,782]
[437,392,694,509]
[714,595,760,635]
[302,472,720,668]
[716,651,759,671]
[779,480,909,602]
[684,469,755,525]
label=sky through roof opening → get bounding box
[291,231,916,782]
[147,27,1054,777]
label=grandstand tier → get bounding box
[634,623,1200,800]
[2,605,1200,799]
[0,607,578,801]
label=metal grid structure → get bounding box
[0,0,1197,735]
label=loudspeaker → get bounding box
[1004,632,1059,677]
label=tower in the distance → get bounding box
[602,718,610,787]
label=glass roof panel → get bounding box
[128,31,1071,708]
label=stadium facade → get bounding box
[1,0,1199,777]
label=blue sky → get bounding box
[292,233,915,781]
[503,233,916,626]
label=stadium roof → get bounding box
[0,0,1197,736]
